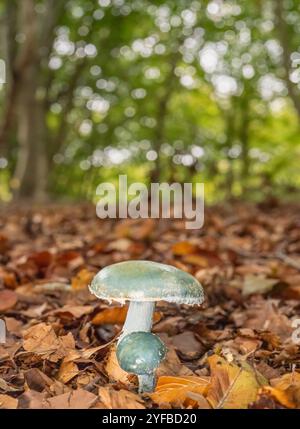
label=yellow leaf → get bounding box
[172,241,198,256]
[151,375,210,408]
[270,372,300,408]
[206,355,266,409]
[71,269,94,290]
[259,386,295,409]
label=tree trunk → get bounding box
[275,0,300,120]
[12,0,48,201]
[150,55,178,184]
[224,107,235,199]
[14,65,49,201]
[239,98,250,191]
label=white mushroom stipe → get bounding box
[118,301,155,342]
[138,374,155,393]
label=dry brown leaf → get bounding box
[23,323,60,354]
[45,389,97,409]
[244,299,293,341]
[99,387,145,409]
[0,290,18,312]
[182,254,209,267]
[242,275,279,296]
[28,251,53,268]
[157,346,194,377]
[105,345,130,384]
[24,368,53,392]
[58,361,80,383]
[151,375,210,408]
[71,268,94,290]
[23,323,75,360]
[171,331,203,357]
[206,355,266,409]
[52,305,94,319]
[0,268,17,288]
[0,394,18,409]
[63,343,112,363]
[18,390,48,409]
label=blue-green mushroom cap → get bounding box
[89,260,204,305]
[117,332,166,375]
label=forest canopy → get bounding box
[0,0,300,203]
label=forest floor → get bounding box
[0,202,299,409]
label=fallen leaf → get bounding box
[99,387,145,409]
[151,375,210,408]
[172,241,198,256]
[269,372,300,408]
[24,368,53,392]
[242,275,279,296]
[23,323,60,354]
[52,305,94,319]
[206,355,266,409]
[18,390,48,409]
[0,377,21,392]
[105,345,130,384]
[23,323,75,360]
[0,394,18,409]
[157,345,194,377]
[45,389,97,409]
[171,332,203,357]
[92,306,161,326]
[71,269,94,290]
[56,251,84,270]
[92,306,128,325]
[28,251,53,268]
[258,386,295,408]
[0,290,18,312]
[58,361,80,383]
[182,254,209,267]
[244,299,293,341]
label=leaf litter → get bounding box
[0,203,299,409]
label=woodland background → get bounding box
[0,0,300,203]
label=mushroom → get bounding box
[116,331,166,393]
[89,260,204,391]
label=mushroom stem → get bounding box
[120,301,155,341]
[138,374,155,393]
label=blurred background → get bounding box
[0,0,299,204]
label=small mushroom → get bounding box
[89,260,204,391]
[116,331,166,393]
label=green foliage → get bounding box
[0,0,300,202]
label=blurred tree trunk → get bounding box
[11,0,48,200]
[239,97,250,191]
[224,107,236,199]
[275,0,300,120]
[4,0,63,201]
[150,56,177,183]
[0,0,19,154]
